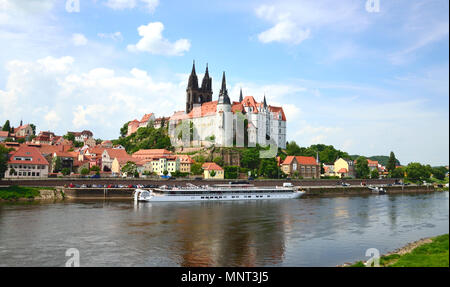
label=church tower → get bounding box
[186,61,213,114]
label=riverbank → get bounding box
[0,186,64,201]
[344,234,449,267]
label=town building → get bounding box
[168,62,287,149]
[149,156,180,176]
[68,130,93,142]
[333,158,355,178]
[0,131,9,142]
[280,156,320,179]
[202,162,224,179]
[127,113,156,136]
[131,149,173,160]
[13,123,33,138]
[5,146,49,178]
[177,154,194,173]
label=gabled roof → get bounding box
[202,162,223,171]
[176,154,194,163]
[8,146,49,165]
[140,113,154,123]
[337,168,348,173]
[0,131,9,137]
[282,156,318,166]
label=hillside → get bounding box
[350,155,401,166]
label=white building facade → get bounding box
[168,64,287,149]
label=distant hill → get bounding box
[350,155,401,167]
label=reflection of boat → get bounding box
[134,183,305,202]
[368,185,386,194]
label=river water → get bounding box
[0,192,448,267]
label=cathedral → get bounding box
[168,62,287,149]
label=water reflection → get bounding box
[0,192,448,266]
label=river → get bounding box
[0,192,448,266]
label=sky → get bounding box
[0,0,448,166]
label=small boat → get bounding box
[368,185,386,194]
[134,182,305,202]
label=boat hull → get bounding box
[137,191,305,202]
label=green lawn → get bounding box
[0,186,50,200]
[350,234,449,267]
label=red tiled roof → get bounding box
[176,154,194,163]
[104,149,129,159]
[132,149,172,158]
[140,113,154,123]
[0,131,9,137]
[8,146,49,165]
[337,168,348,173]
[282,156,318,166]
[367,159,378,166]
[202,162,223,171]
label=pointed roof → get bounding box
[239,88,243,102]
[218,72,231,105]
[263,94,267,108]
[201,63,212,92]
[187,60,198,89]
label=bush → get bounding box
[80,168,89,175]
[61,168,71,176]
[90,165,100,172]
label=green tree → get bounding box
[405,162,431,181]
[90,165,100,172]
[163,169,168,176]
[53,157,62,172]
[191,163,203,175]
[387,151,397,172]
[17,138,25,144]
[9,168,16,176]
[213,156,224,167]
[355,157,370,179]
[2,120,10,132]
[29,124,36,136]
[209,170,216,177]
[61,168,71,176]
[432,166,447,181]
[370,169,379,179]
[80,167,89,175]
[391,167,405,178]
[63,132,75,142]
[0,145,11,179]
[120,121,130,138]
[121,161,137,176]
[240,148,260,169]
[258,158,280,179]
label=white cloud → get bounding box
[104,0,158,12]
[0,56,186,139]
[98,31,123,41]
[140,0,159,13]
[72,33,88,46]
[255,1,369,45]
[258,20,310,44]
[105,0,136,10]
[127,22,191,56]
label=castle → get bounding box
[168,62,287,149]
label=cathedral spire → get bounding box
[263,94,267,108]
[239,87,243,102]
[187,60,198,90]
[218,71,230,105]
[201,63,212,93]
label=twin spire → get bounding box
[187,61,265,106]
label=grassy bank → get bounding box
[351,234,449,267]
[0,186,53,200]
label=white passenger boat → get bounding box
[134,182,305,202]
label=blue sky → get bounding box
[0,0,448,166]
